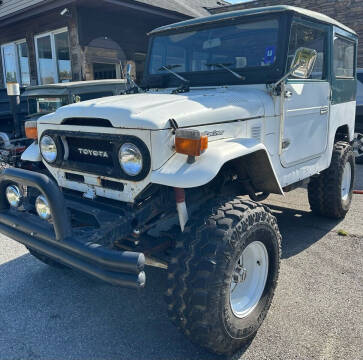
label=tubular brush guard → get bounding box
[0,168,146,289]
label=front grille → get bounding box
[67,137,114,166]
[41,130,151,181]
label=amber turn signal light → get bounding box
[25,121,38,139]
[175,129,208,157]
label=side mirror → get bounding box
[126,63,132,80]
[291,47,318,79]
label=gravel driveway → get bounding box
[0,165,362,360]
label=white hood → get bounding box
[39,86,270,130]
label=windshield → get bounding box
[148,18,280,83]
[28,96,68,116]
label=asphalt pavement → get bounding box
[0,165,362,360]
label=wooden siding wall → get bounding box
[0,2,187,86]
[77,5,179,81]
[0,5,77,86]
[212,0,363,67]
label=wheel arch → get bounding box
[223,149,283,195]
[151,138,283,195]
[334,124,351,142]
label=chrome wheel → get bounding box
[230,241,268,318]
[341,162,352,201]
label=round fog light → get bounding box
[35,195,51,220]
[6,185,22,208]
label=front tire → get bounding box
[308,141,355,219]
[165,197,281,355]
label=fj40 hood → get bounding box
[38,87,269,130]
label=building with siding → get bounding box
[209,0,363,67]
[0,0,229,88]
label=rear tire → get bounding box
[165,197,281,355]
[28,248,68,269]
[308,141,355,219]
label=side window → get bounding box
[1,41,30,86]
[333,36,355,78]
[288,21,326,80]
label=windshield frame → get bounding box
[143,12,290,88]
[27,95,69,117]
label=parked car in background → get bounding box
[0,79,127,168]
[23,79,127,121]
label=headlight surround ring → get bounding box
[118,142,143,176]
[40,135,58,163]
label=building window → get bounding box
[1,40,30,86]
[334,36,355,78]
[35,28,71,84]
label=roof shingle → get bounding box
[0,0,230,20]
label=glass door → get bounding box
[35,28,71,84]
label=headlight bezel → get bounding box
[118,142,143,177]
[39,134,62,164]
[116,137,151,181]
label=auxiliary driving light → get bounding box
[35,195,51,220]
[6,185,22,208]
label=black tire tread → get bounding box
[308,141,355,219]
[165,197,281,355]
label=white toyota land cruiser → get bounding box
[0,6,358,355]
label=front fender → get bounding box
[21,141,41,162]
[151,138,283,194]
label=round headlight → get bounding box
[35,195,51,220]
[40,135,57,163]
[119,143,143,176]
[6,185,22,208]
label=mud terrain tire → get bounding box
[308,141,355,219]
[165,197,281,355]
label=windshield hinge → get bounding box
[172,81,190,94]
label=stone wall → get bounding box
[211,0,363,67]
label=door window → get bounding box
[37,35,56,84]
[1,40,30,86]
[55,31,71,82]
[333,36,355,78]
[35,28,71,84]
[288,21,327,80]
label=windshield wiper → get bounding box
[159,65,190,93]
[206,63,246,80]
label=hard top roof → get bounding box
[149,5,357,36]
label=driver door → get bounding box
[280,20,330,167]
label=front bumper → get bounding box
[0,168,145,289]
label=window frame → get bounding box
[333,34,356,80]
[143,13,290,88]
[286,18,330,83]
[34,27,71,85]
[1,38,30,87]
